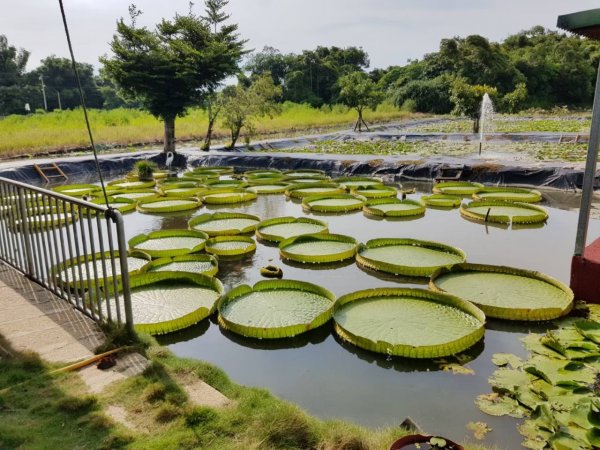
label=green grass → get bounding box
[0,332,498,449]
[0,102,411,157]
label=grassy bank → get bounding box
[0,102,411,157]
[0,333,493,450]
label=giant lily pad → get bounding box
[285,182,345,199]
[107,179,156,190]
[334,176,383,190]
[137,197,201,213]
[333,287,485,358]
[247,181,289,194]
[192,166,234,176]
[473,187,542,203]
[218,279,335,338]
[256,216,328,242]
[356,238,466,277]
[244,169,283,179]
[188,212,260,236]
[283,169,326,178]
[129,229,208,258]
[89,196,136,213]
[200,188,257,204]
[279,233,358,263]
[205,235,256,257]
[159,186,207,197]
[205,179,248,189]
[52,184,99,197]
[433,181,483,195]
[302,194,366,213]
[430,263,573,321]
[112,190,157,201]
[461,200,548,224]
[351,185,398,199]
[363,198,425,217]
[145,254,218,276]
[103,272,223,335]
[421,194,462,208]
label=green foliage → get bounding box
[221,73,282,148]
[134,160,157,181]
[501,82,528,113]
[450,78,498,125]
[338,71,384,130]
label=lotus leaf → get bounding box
[129,229,208,258]
[256,216,328,242]
[188,212,260,236]
[473,187,543,203]
[461,200,548,224]
[145,254,218,276]
[279,233,357,263]
[302,194,366,213]
[351,185,398,199]
[200,188,257,204]
[137,197,201,213]
[205,236,256,257]
[421,194,462,208]
[432,181,483,195]
[363,198,425,217]
[285,182,345,199]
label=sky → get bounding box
[1,0,600,72]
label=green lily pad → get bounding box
[302,194,366,213]
[145,254,218,276]
[433,181,483,195]
[279,233,358,264]
[246,182,289,194]
[256,216,328,243]
[492,353,524,369]
[107,179,156,190]
[363,198,425,217]
[476,392,529,418]
[461,200,548,224]
[137,197,202,213]
[218,279,335,339]
[188,212,260,236]
[205,235,256,257]
[351,185,398,199]
[112,190,157,201]
[356,238,466,277]
[333,287,485,358]
[283,169,326,178]
[334,176,383,190]
[430,263,573,321]
[200,188,257,204]
[421,194,462,208]
[285,182,345,199]
[473,187,543,203]
[129,229,208,258]
[52,184,99,197]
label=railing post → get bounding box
[110,208,134,335]
[16,187,36,277]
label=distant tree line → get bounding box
[2,19,600,144]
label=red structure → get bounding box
[571,238,600,304]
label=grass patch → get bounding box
[0,102,411,157]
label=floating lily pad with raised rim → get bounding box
[205,235,256,257]
[356,238,466,278]
[283,169,326,178]
[363,198,425,217]
[55,250,150,289]
[137,197,201,214]
[107,179,156,190]
[129,229,208,258]
[192,166,234,175]
[188,212,260,236]
[283,176,330,183]
[421,194,462,208]
[351,185,397,199]
[205,179,248,189]
[90,196,137,214]
[302,193,367,213]
[461,200,548,224]
[279,233,358,264]
[52,184,99,197]
[145,254,218,276]
[12,211,77,231]
[430,263,574,321]
[182,172,211,181]
[200,188,257,204]
[432,181,484,195]
[158,183,206,196]
[333,287,485,358]
[285,182,345,199]
[218,279,336,339]
[244,170,283,181]
[152,170,169,179]
[256,216,328,242]
[334,176,383,190]
[473,187,543,203]
[246,181,289,194]
[112,190,158,201]
[103,272,224,335]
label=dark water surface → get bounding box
[114,180,597,449]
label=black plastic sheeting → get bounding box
[0,150,597,191]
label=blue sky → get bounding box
[1,0,599,71]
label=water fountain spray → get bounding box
[479,93,495,156]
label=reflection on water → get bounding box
[117,179,600,449]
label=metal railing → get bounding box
[0,177,133,333]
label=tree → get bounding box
[200,89,223,150]
[101,2,245,153]
[337,71,383,132]
[221,73,282,148]
[0,35,36,116]
[450,78,498,133]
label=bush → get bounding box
[134,160,157,181]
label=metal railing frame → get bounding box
[0,177,133,333]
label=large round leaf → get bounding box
[205,179,248,189]
[128,229,208,258]
[256,216,328,243]
[430,263,573,321]
[205,235,256,257]
[333,287,485,358]
[112,190,157,201]
[363,198,425,217]
[285,182,345,199]
[89,196,136,214]
[421,194,462,208]
[104,272,224,335]
[137,197,202,213]
[279,233,358,263]
[52,184,99,197]
[432,181,483,195]
[200,188,257,204]
[188,212,260,236]
[351,185,398,199]
[283,169,326,178]
[107,179,156,190]
[218,279,335,338]
[302,194,366,213]
[473,187,542,203]
[247,181,289,194]
[334,176,383,190]
[144,254,218,277]
[461,200,548,224]
[356,238,466,277]
[192,166,234,176]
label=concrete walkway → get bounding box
[0,262,149,392]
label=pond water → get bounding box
[108,177,598,449]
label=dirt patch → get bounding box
[106,404,145,432]
[171,372,234,409]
